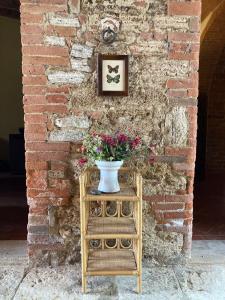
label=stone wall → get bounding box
[20,0,200,266]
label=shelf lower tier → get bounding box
[86,249,138,276]
[86,217,137,239]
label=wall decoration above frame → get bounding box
[97,54,129,96]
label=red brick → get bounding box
[21,34,43,45]
[46,85,70,94]
[153,202,185,211]
[46,94,68,104]
[164,210,192,219]
[24,104,68,114]
[22,55,69,66]
[26,151,69,162]
[22,46,68,57]
[25,132,47,142]
[167,79,197,89]
[28,197,69,208]
[168,51,199,61]
[21,24,43,35]
[22,64,45,75]
[187,88,199,98]
[27,170,48,189]
[21,13,43,24]
[185,202,193,210]
[162,225,188,234]
[143,195,165,202]
[51,161,67,171]
[169,42,200,52]
[165,194,193,203]
[167,89,187,98]
[26,142,70,152]
[172,163,195,171]
[168,32,199,42]
[168,1,201,16]
[165,147,196,163]
[24,114,47,124]
[25,123,46,133]
[23,85,46,95]
[27,186,71,198]
[21,4,67,14]
[45,25,77,37]
[23,95,46,105]
[26,161,48,171]
[23,75,47,85]
[28,206,48,215]
[21,0,66,4]
[165,147,192,156]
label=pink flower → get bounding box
[78,158,88,166]
[102,135,116,146]
[131,136,141,149]
[117,133,129,143]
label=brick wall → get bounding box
[20,0,200,265]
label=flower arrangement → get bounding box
[79,132,142,165]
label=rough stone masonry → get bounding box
[21,0,201,266]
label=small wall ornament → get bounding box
[102,27,117,44]
[100,17,121,44]
[97,54,129,96]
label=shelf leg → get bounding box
[137,275,142,294]
[82,275,87,293]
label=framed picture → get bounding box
[97,54,129,96]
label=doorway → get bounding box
[193,1,225,240]
[0,15,28,240]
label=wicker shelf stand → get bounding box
[79,167,142,293]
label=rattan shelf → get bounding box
[80,168,142,293]
[87,249,137,275]
[86,217,138,239]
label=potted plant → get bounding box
[79,132,142,193]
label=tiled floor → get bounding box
[0,174,28,240]
[193,173,225,240]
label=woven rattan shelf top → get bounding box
[85,187,139,201]
[86,249,137,275]
[86,217,137,239]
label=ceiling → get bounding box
[0,0,20,19]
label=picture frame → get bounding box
[97,54,129,96]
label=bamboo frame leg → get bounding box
[137,274,142,293]
[82,275,87,293]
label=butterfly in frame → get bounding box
[108,65,119,73]
[107,74,120,84]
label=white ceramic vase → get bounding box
[95,160,123,193]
